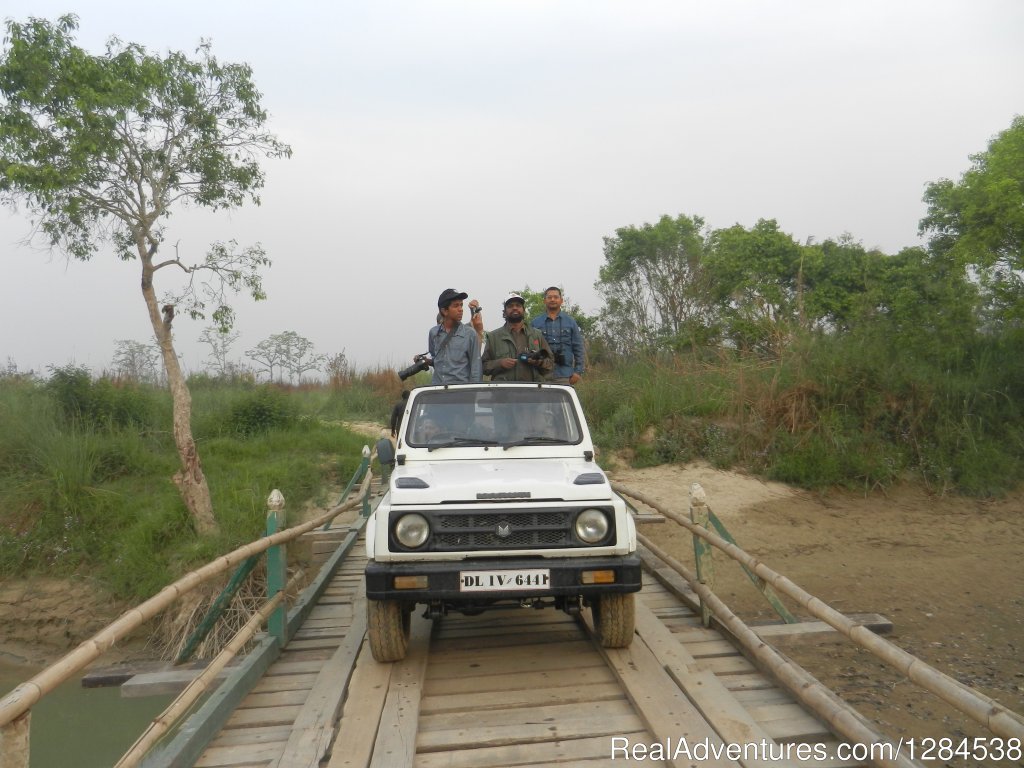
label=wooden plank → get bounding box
[224,704,302,729]
[413,731,649,768]
[698,655,758,675]
[417,700,640,750]
[416,711,643,752]
[142,634,281,768]
[752,613,893,646]
[251,673,317,693]
[429,628,583,653]
[419,682,624,714]
[324,640,392,768]
[581,614,732,768]
[210,726,292,748]
[747,702,831,738]
[685,638,744,658]
[633,601,797,768]
[423,664,615,697]
[269,597,368,767]
[243,690,309,709]
[121,666,234,698]
[368,613,433,768]
[83,660,175,688]
[267,660,329,676]
[194,739,284,767]
[426,644,599,679]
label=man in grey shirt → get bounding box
[426,288,482,384]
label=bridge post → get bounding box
[689,483,715,627]
[0,711,30,768]
[266,489,287,646]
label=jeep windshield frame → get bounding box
[404,385,583,449]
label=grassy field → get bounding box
[2,336,1020,602]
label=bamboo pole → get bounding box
[0,469,372,728]
[689,483,714,626]
[615,482,1024,741]
[638,532,918,768]
[114,570,304,768]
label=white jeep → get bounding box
[365,382,641,662]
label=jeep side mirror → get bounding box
[376,438,396,467]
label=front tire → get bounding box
[593,592,635,648]
[367,599,411,662]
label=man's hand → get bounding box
[500,358,516,369]
[569,373,581,385]
[468,301,483,333]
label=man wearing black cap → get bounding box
[482,292,554,382]
[425,288,482,384]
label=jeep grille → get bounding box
[395,507,615,552]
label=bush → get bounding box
[223,387,297,436]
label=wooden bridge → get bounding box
[2,457,1023,767]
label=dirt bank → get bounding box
[608,459,1024,767]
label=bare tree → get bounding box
[325,350,350,388]
[199,326,241,377]
[112,339,161,383]
[247,331,323,383]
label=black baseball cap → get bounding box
[437,288,469,308]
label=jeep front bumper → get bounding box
[365,554,642,602]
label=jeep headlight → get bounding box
[575,509,609,544]
[394,513,430,548]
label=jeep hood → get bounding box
[389,459,610,505]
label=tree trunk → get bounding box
[140,263,219,536]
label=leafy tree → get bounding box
[112,339,160,383]
[800,235,886,333]
[921,115,1024,327]
[595,214,715,353]
[866,246,978,365]
[704,219,805,356]
[0,16,290,534]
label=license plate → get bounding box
[459,568,550,592]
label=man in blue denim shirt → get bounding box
[426,288,482,384]
[531,286,585,385]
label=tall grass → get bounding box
[0,372,392,600]
[579,331,1023,496]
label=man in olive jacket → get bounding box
[483,293,555,381]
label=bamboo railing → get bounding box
[0,447,374,767]
[614,481,1024,745]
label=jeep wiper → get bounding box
[427,437,499,451]
[502,435,566,450]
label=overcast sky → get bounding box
[2,1,1022,376]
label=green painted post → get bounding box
[690,483,715,627]
[266,489,287,646]
[176,555,260,664]
[707,509,798,624]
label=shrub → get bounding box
[224,387,297,436]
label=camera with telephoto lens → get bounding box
[517,348,551,364]
[398,353,430,381]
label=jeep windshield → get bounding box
[405,386,583,449]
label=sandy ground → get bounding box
[608,459,1024,767]
[2,448,1022,766]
